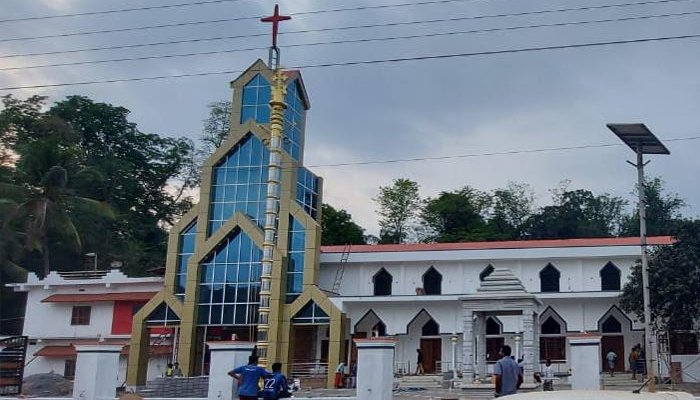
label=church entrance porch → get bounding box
[420,338,442,374]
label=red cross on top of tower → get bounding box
[261,4,291,49]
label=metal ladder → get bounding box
[331,244,352,294]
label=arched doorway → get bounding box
[407,310,442,374]
[600,315,625,372]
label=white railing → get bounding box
[394,361,410,376]
[437,360,463,373]
[290,360,328,378]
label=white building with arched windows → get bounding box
[316,236,700,381]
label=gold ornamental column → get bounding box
[256,69,287,365]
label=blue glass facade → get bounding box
[240,74,271,124]
[175,221,197,300]
[291,301,330,324]
[209,134,270,235]
[296,167,320,219]
[197,230,262,326]
[286,216,305,303]
[283,80,306,161]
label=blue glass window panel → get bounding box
[200,263,214,283]
[258,86,270,103]
[227,149,240,167]
[247,305,258,323]
[211,284,224,303]
[242,86,257,105]
[287,273,303,294]
[181,234,196,255]
[198,305,210,324]
[289,253,304,273]
[212,185,225,202]
[213,265,226,283]
[224,168,238,184]
[241,106,256,123]
[199,284,212,302]
[291,233,305,251]
[208,221,222,234]
[236,168,249,184]
[249,167,261,183]
[223,305,235,324]
[235,186,247,202]
[246,202,257,217]
[210,202,223,222]
[222,203,234,220]
[238,263,250,282]
[176,274,187,294]
[210,305,222,324]
[215,167,226,184]
[239,238,251,263]
[234,306,247,324]
[250,265,261,281]
[236,286,249,303]
[225,266,238,284]
[257,106,270,124]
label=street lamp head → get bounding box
[85,253,96,257]
[606,123,670,155]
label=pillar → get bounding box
[521,309,535,383]
[475,314,486,378]
[568,335,602,390]
[450,335,458,376]
[355,338,396,400]
[462,307,475,382]
[207,341,256,400]
[126,319,149,386]
[73,344,121,400]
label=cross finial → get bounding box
[261,4,291,49]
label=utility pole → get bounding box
[608,123,670,392]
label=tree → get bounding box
[421,186,492,242]
[0,95,193,277]
[621,177,685,236]
[525,185,627,239]
[200,101,232,154]
[620,220,700,331]
[489,182,535,239]
[374,178,421,244]
[321,204,366,245]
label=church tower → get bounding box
[127,56,346,388]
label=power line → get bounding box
[0,0,471,42]
[3,9,700,72]
[0,0,694,45]
[1,31,699,91]
[303,136,700,168]
[0,0,244,24]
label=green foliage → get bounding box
[421,186,493,242]
[200,101,232,153]
[321,204,366,245]
[489,182,535,239]
[621,177,685,236]
[0,95,194,278]
[374,178,421,244]
[525,184,627,239]
[620,220,700,331]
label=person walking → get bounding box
[262,362,291,400]
[229,355,270,400]
[415,349,425,375]
[493,345,522,398]
[606,349,618,377]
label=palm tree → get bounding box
[0,166,113,276]
[0,199,27,283]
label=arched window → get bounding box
[422,319,439,336]
[373,268,392,296]
[602,316,622,333]
[423,267,442,295]
[486,317,502,335]
[541,317,562,335]
[600,262,621,291]
[372,322,387,337]
[540,264,561,292]
[480,265,495,281]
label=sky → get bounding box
[1,0,699,236]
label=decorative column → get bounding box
[462,307,475,382]
[256,69,287,365]
[355,339,396,400]
[450,335,458,377]
[207,341,256,400]
[475,314,487,378]
[73,344,121,400]
[521,309,535,383]
[568,335,602,390]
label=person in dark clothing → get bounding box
[262,362,291,400]
[415,349,425,375]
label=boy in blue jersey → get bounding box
[228,355,270,400]
[261,362,291,399]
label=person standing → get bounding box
[229,355,270,400]
[262,362,291,400]
[349,361,357,389]
[542,359,555,391]
[629,346,639,379]
[334,361,346,388]
[606,349,618,377]
[415,349,425,375]
[173,362,183,377]
[165,363,174,377]
[493,345,522,398]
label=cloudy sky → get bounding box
[1,0,699,235]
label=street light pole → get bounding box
[85,253,97,271]
[631,148,656,392]
[607,123,669,393]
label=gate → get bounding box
[0,336,28,395]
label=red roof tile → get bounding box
[34,344,171,357]
[42,292,157,303]
[320,236,674,254]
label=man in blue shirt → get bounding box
[229,355,270,400]
[493,345,522,397]
[261,362,291,399]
